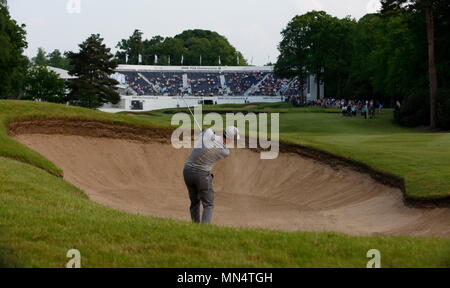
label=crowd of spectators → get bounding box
[118,71,304,97]
[224,72,268,96]
[310,98,384,119]
[188,73,223,96]
[283,79,301,96]
[142,72,184,95]
[119,71,384,119]
[248,74,289,96]
[120,71,154,95]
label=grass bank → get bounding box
[0,100,449,267]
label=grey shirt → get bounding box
[184,129,230,173]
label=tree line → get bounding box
[115,29,247,66]
[275,0,450,129]
[31,48,72,71]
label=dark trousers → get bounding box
[183,167,215,224]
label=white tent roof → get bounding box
[47,66,77,80]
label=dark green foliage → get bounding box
[31,47,48,66]
[380,0,437,129]
[22,66,66,103]
[66,34,119,109]
[275,11,357,99]
[276,2,450,129]
[0,4,27,99]
[437,89,450,129]
[47,49,71,70]
[396,90,430,127]
[116,29,247,66]
[31,48,72,70]
[274,14,311,98]
[350,12,427,104]
[116,29,144,65]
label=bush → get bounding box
[437,89,450,130]
[396,90,429,127]
[395,89,450,130]
[22,66,66,103]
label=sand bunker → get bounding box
[14,132,450,237]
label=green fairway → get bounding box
[0,100,449,268]
[278,112,450,200]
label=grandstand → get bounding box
[102,65,324,112]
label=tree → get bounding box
[311,16,356,99]
[274,15,311,102]
[32,47,48,66]
[275,11,353,100]
[348,11,426,105]
[382,0,440,128]
[175,29,246,66]
[301,11,345,100]
[66,34,119,109]
[0,3,28,98]
[116,29,247,66]
[116,29,144,64]
[31,48,71,70]
[157,37,185,65]
[142,35,167,65]
[47,49,71,70]
[22,66,66,103]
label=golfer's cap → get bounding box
[224,126,240,140]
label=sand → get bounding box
[14,133,450,237]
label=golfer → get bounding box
[183,126,240,224]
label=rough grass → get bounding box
[1,100,450,267]
[1,158,449,268]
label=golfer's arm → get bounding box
[220,148,230,158]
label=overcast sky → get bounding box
[9,0,381,66]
